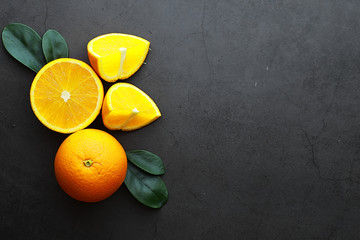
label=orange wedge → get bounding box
[87,33,150,82]
[30,58,104,134]
[102,83,161,131]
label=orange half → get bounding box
[30,58,104,134]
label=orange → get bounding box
[87,33,150,82]
[30,58,104,134]
[54,129,127,202]
[102,83,161,131]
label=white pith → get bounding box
[61,90,71,102]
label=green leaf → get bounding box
[2,23,46,72]
[42,29,68,62]
[125,162,168,208]
[126,150,165,175]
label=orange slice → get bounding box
[102,83,161,131]
[30,58,104,134]
[87,33,150,82]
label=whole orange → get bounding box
[54,129,127,202]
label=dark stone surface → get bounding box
[1,0,360,239]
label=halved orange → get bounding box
[102,83,161,131]
[30,58,104,134]
[87,33,150,82]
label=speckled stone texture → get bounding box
[1,0,360,239]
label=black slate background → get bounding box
[1,0,360,239]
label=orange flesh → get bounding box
[31,59,103,133]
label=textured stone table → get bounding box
[1,0,360,239]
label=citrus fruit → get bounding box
[30,58,104,134]
[102,83,161,131]
[54,129,127,202]
[87,33,150,82]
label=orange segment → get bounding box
[87,33,150,82]
[30,58,104,134]
[102,83,161,131]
